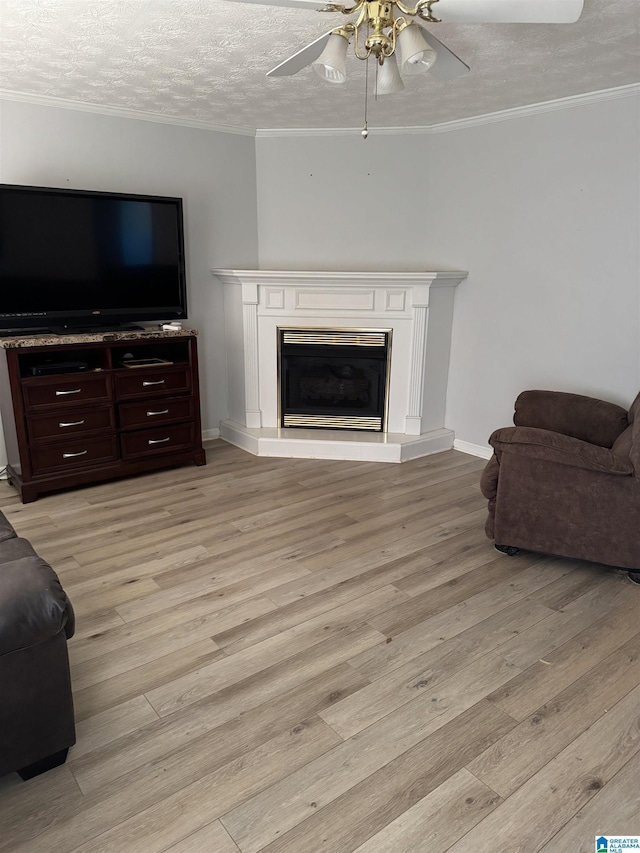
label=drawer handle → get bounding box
[63,450,88,458]
[148,437,170,445]
[142,379,166,387]
[56,388,82,396]
[59,419,86,428]
[147,409,169,417]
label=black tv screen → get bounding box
[0,184,187,332]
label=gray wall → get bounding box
[0,99,259,437]
[256,92,640,449]
[1,92,638,454]
[256,132,432,270]
[428,95,640,448]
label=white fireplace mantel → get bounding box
[212,269,468,463]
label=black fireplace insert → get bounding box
[278,328,391,431]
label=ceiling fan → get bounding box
[224,0,585,93]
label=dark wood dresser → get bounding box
[0,328,206,502]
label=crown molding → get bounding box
[2,82,637,140]
[255,83,640,138]
[0,90,256,137]
[426,82,640,133]
[255,126,423,138]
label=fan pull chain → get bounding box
[362,55,369,139]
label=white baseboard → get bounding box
[453,439,493,460]
[202,428,221,446]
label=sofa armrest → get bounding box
[490,426,634,476]
[0,511,17,543]
[514,390,628,448]
[64,600,75,640]
[0,556,73,655]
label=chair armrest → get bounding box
[480,454,499,500]
[514,390,628,448]
[490,426,634,476]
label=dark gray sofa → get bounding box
[0,510,76,779]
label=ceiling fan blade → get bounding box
[417,26,470,79]
[267,30,333,76]
[225,0,329,10]
[225,0,584,19]
[433,0,584,24]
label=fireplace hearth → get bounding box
[278,328,391,431]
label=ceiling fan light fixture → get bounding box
[397,22,437,75]
[376,52,404,94]
[311,30,349,83]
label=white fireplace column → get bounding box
[405,288,430,436]
[213,270,468,463]
[241,282,262,428]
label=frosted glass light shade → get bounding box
[376,54,404,95]
[397,24,437,75]
[312,33,348,84]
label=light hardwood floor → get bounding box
[1,442,639,853]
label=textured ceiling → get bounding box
[0,0,638,132]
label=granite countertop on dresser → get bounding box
[0,327,199,349]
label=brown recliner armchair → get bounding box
[481,389,640,583]
[0,511,76,780]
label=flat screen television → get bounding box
[0,184,187,333]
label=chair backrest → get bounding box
[627,392,640,475]
[514,390,628,447]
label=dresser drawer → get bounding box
[28,406,114,443]
[118,397,194,430]
[32,435,118,475]
[114,367,191,401]
[22,373,111,410]
[120,424,194,460]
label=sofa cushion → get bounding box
[0,511,17,543]
[0,556,72,655]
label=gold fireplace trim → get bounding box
[283,414,383,430]
[281,330,388,348]
[277,326,392,433]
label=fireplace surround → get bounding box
[212,270,468,462]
